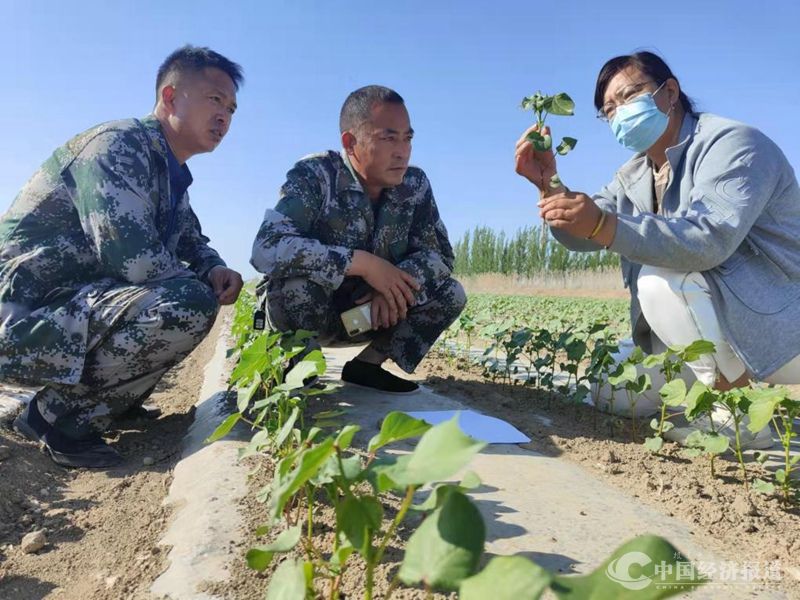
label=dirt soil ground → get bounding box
[414,353,800,597]
[201,348,800,599]
[0,312,224,600]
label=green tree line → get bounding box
[452,225,619,276]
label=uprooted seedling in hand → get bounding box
[520,91,577,188]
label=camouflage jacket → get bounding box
[251,151,455,304]
[0,115,225,385]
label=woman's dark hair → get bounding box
[594,51,695,114]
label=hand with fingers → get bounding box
[352,290,398,329]
[357,254,419,326]
[208,265,244,305]
[539,190,604,238]
[515,125,562,193]
[369,293,397,329]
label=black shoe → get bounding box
[13,401,123,469]
[341,359,419,394]
[118,403,162,421]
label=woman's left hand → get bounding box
[539,191,603,238]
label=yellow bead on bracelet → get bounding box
[586,210,607,240]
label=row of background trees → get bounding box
[452,225,619,276]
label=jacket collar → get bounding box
[138,114,171,162]
[615,113,698,212]
[617,112,698,188]
[338,150,367,194]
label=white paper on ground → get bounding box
[405,410,530,444]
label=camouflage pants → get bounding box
[35,278,218,439]
[261,276,466,373]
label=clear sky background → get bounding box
[2,0,799,278]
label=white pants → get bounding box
[594,265,800,417]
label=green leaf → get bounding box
[237,379,261,413]
[330,540,355,568]
[335,425,360,450]
[336,496,383,558]
[744,388,786,434]
[205,413,241,444]
[246,525,302,572]
[661,421,674,433]
[283,351,326,390]
[643,436,664,453]
[608,362,637,386]
[544,92,575,116]
[684,381,715,419]
[399,491,486,590]
[556,137,578,156]
[230,332,280,384]
[411,484,461,512]
[460,555,551,600]
[526,130,545,144]
[649,418,660,431]
[273,406,300,449]
[367,411,431,453]
[681,340,716,361]
[309,454,363,486]
[265,558,307,600]
[776,469,787,484]
[642,353,665,369]
[699,432,729,454]
[552,534,704,599]
[752,478,776,495]
[659,379,687,407]
[269,438,336,519]
[383,416,486,488]
[460,471,482,489]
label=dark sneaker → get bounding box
[341,359,419,394]
[13,401,123,469]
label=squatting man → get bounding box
[251,85,465,394]
[0,46,244,468]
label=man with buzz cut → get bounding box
[251,85,465,393]
[1,45,244,468]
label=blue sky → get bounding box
[2,0,799,278]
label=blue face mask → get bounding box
[610,83,670,152]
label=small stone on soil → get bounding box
[20,530,46,553]
[142,456,155,466]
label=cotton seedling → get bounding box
[520,91,578,189]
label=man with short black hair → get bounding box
[1,45,244,467]
[251,85,465,393]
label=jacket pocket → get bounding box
[715,241,800,314]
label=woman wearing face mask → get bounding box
[514,51,800,448]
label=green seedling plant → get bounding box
[254,412,487,600]
[607,347,651,442]
[457,313,478,361]
[520,91,578,189]
[682,382,729,478]
[746,387,800,504]
[228,281,261,356]
[584,329,619,430]
[642,340,716,452]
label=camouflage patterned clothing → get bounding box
[0,115,223,436]
[251,151,465,372]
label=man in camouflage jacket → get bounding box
[1,46,244,467]
[251,86,465,393]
